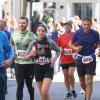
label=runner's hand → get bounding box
[75,46,83,52]
[96,49,100,57]
[2,58,13,69]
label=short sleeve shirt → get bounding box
[71,28,100,56]
[11,30,37,64]
[57,32,75,64]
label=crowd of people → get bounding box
[0,13,100,100]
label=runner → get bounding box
[10,17,37,100]
[25,24,60,100]
[57,21,77,99]
[69,17,100,100]
[0,31,13,100]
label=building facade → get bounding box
[1,0,100,21]
[41,0,100,21]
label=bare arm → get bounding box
[2,58,13,69]
[49,39,61,68]
[69,40,82,52]
[25,46,36,59]
[96,42,100,57]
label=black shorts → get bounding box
[34,63,54,82]
[76,59,96,76]
[61,62,76,69]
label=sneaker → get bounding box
[80,89,85,94]
[65,92,72,99]
[72,90,77,98]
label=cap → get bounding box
[63,21,72,26]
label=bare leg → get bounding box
[37,78,52,100]
[62,69,70,92]
[79,76,86,92]
[68,67,75,90]
[85,75,94,100]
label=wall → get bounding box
[3,0,100,21]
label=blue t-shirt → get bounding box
[71,28,100,56]
[0,31,13,67]
[4,30,11,41]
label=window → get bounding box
[73,3,92,19]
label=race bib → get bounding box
[64,49,72,55]
[16,50,27,58]
[36,56,50,65]
[72,52,77,59]
[82,56,93,64]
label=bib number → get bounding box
[64,49,72,55]
[82,56,93,64]
[36,56,50,65]
[16,50,27,58]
